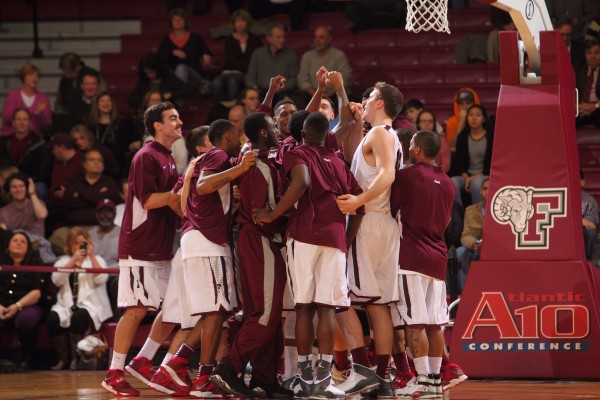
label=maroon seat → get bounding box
[579,145,600,167]
[306,12,352,32]
[583,168,600,189]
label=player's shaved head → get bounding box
[302,112,330,145]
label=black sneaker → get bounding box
[366,375,394,399]
[209,361,254,397]
[250,378,294,398]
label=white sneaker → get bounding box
[334,363,379,395]
[395,375,437,398]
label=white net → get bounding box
[405,0,450,34]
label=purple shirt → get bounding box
[283,143,364,253]
[118,141,179,262]
[390,163,455,281]
[182,147,232,245]
[237,147,286,242]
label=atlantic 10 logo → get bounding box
[461,292,590,352]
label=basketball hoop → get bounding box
[405,0,450,34]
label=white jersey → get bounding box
[351,125,402,214]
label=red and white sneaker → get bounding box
[190,374,226,398]
[159,357,193,394]
[148,366,191,396]
[102,369,140,397]
[125,356,154,385]
[441,363,468,391]
[392,370,415,391]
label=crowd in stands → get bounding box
[0,0,599,375]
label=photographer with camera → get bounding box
[47,227,112,370]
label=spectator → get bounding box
[127,54,194,110]
[558,20,586,71]
[416,110,451,173]
[158,7,213,94]
[297,26,352,101]
[239,87,261,115]
[446,88,480,151]
[455,178,488,293]
[87,92,133,170]
[63,149,120,227]
[228,104,247,138]
[47,227,112,370]
[55,52,106,117]
[1,64,52,137]
[0,173,47,237]
[212,9,263,102]
[581,170,599,261]
[450,104,493,208]
[70,124,120,179]
[49,132,84,206]
[0,108,52,190]
[246,23,299,95]
[0,231,47,372]
[185,125,213,160]
[0,166,19,206]
[405,99,444,134]
[486,8,515,63]
[547,0,594,34]
[576,40,600,128]
[65,70,101,130]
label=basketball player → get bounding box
[210,112,292,398]
[102,102,182,397]
[255,112,364,399]
[158,120,255,398]
[335,82,404,398]
[390,130,455,398]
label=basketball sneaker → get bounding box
[440,362,468,391]
[395,374,436,399]
[335,363,380,395]
[311,375,345,399]
[249,377,294,398]
[331,363,351,384]
[365,375,394,399]
[102,369,140,397]
[429,373,442,397]
[158,356,193,394]
[291,376,313,399]
[209,361,254,398]
[125,356,154,385]
[190,374,226,398]
[393,370,416,391]
[148,366,191,396]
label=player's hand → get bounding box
[316,66,329,89]
[239,150,256,172]
[336,194,362,214]
[328,71,344,91]
[267,75,286,95]
[252,208,274,226]
[185,155,202,180]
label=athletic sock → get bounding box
[161,352,173,365]
[137,338,161,361]
[392,351,412,374]
[110,351,127,371]
[350,346,371,367]
[335,350,350,370]
[298,354,313,381]
[174,343,194,361]
[375,354,390,379]
[413,356,430,376]
[315,354,333,381]
[429,357,442,375]
[198,364,214,379]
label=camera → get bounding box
[79,242,88,250]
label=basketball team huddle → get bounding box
[101,69,467,399]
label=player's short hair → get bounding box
[186,125,209,157]
[243,112,270,143]
[274,99,296,114]
[374,82,403,120]
[303,112,329,142]
[144,101,176,137]
[413,130,441,159]
[208,119,235,144]
[289,110,310,143]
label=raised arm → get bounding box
[196,151,256,195]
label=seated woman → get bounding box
[450,104,494,207]
[47,227,112,370]
[87,92,132,172]
[1,63,52,137]
[212,9,263,102]
[158,7,213,93]
[416,109,451,173]
[0,172,48,237]
[127,54,194,111]
[71,124,120,179]
[0,231,47,371]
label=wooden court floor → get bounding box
[0,372,599,400]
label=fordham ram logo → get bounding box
[491,186,567,250]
